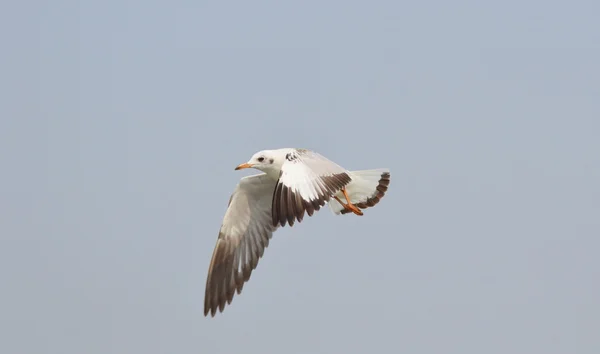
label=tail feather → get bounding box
[328,169,391,215]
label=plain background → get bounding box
[1,1,599,353]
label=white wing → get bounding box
[272,149,352,227]
[204,174,278,317]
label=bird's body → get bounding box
[204,148,390,316]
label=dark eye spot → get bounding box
[257,157,264,162]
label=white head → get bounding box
[235,149,285,174]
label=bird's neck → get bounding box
[263,168,281,181]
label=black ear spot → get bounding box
[269,158,274,164]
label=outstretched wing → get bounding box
[204,174,278,317]
[272,149,352,227]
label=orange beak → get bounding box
[235,163,253,170]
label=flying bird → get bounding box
[204,148,390,316]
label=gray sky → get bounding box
[1,1,599,353]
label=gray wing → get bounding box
[204,174,278,317]
[272,149,352,228]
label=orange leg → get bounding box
[333,188,363,216]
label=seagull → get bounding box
[204,148,390,317]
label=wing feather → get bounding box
[272,149,352,227]
[204,174,278,317]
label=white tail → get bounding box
[328,169,391,215]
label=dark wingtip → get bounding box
[340,171,391,215]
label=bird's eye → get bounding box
[257,157,265,162]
